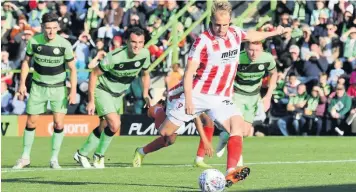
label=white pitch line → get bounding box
[2,159,356,173]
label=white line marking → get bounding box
[2,159,356,173]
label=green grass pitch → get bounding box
[2,136,356,192]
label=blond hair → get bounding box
[211,0,232,17]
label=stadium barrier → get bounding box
[1,115,222,136]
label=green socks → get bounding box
[95,127,115,156]
[50,129,64,161]
[21,127,36,159]
[79,127,101,156]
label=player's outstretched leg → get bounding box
[224,116,250,187]
[74,119,107,168]
[133,134,177,167]
[133,102,176,167]
[93,113,120,168]
[49,113,66,169]
[216,131,229,158]
[13,115,38,169]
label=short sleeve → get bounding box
[142,49,151,70]
[267,53,276,71]
[64,41,74,62]
[26,38,33,57]
[188,35,206,63]
[98,52,113,72]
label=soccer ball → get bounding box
[198,169,226,192]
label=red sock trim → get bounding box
[227,135,242,170]
[196,126,214,157]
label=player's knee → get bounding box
[53,122,64,130]
[167,136,176,146]
[26,116,37,128]
[108,120,121,133]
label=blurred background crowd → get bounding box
[1,0,356,136]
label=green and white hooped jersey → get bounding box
[234,51,276,95]
[97,46,151,95]
[26,33,74,87]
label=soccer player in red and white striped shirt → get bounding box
[159,1,285,187]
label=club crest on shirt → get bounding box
[134,61,141,67]
[37,46,42,52]
[119,64,124,68]
[258,64,265,70]
[53,48,60,55]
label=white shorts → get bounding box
[167,92,242,126]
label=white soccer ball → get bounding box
[198,169,226,192]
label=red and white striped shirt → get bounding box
[188,26,246,97]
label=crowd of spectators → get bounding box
[1,0,356,136]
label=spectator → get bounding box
[84,0,104,39]
[1,81,13,115]
[328,84,352,135]
[337,4,355,35]
[9,14,32,43]
[110,35,122,51]
[1,51,15,87]
[312,12,329,38]
[326,21,341,62]
[123,1,146,31]
[285,45,305,78]
[273,28,297,71]
[346,103,356,135]
[319,73,331,96]
[2,2,22,30]
[90,38,105,61]
[278,84,308,136]
[310,0,331,26]
[272,72,286,103]
[301,85,326,135]
[348,70,356,98]
[1,16,11,51]
[283,73,300,104]
[289,0,315,25]
[301,43,329,86]
[291,19,303,40]
[28,1,49,33]
[11,92,27,115]
[340,27,356,72]
[12,29,34,68]
[279,12,292,27]
[328,59,345,88]
[298,25,318,61]
[73,32,96,65]
[98,1,124,39]
[58,3,72,35]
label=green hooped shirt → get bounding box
[26,33,74,87]
[97,46,151,95]
[234,51,276,95]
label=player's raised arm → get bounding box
[244,26,288,42]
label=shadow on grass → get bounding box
[2,177,199,190]
[176,184,356,192]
